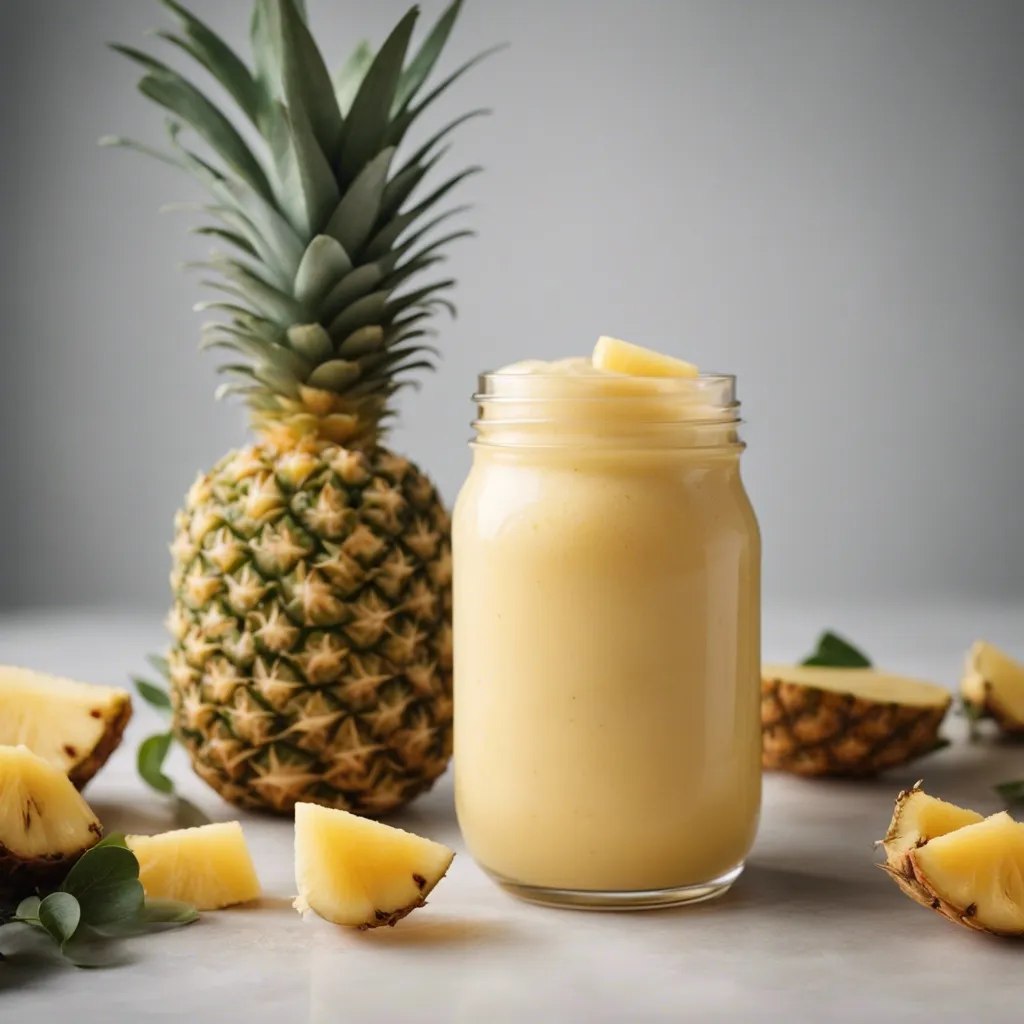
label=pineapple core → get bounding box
[127,821,261,910]
[591,336,698,377]
[293,802,454,929]
[913,813,1024,935]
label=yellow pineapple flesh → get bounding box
[293,802,454,929]
[592,335,699,377]
[762,665,952,776]
[880,782,983,873]
[0,666,132,789]
[127,821,261,910]
[961,640,1024,734]
[910,813,1024,936]
[0,745,102,904]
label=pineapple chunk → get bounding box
[0,666,132,789]
[293,803,454,929]
[0,745,102,903]
[127,822,261,910]
[911,813,1024,936]
[961,640,1024,734]
[880,782,983,871]
[591,336,698,378]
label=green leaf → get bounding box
[390,108,490,193]
[321,263,386,325]
[38,893,81,947]
[141,900,200,925]
[306,359,361,392]
[62,846,143,926]
[94,833,130,851]
[388,44,506,147]
[996,780,1024,806]
[337,9,418,186]
[155,1,262,122]
[327,290,391,340]
[337,325,386,358]
[276,0,343,163]
[287,323,335,362]
[134,678,172,713]
[393,0,464,112]
[174,798,211,830]
[334,40,374,117]
[206,255,306,325]
[15,896,41,921]
[386,279,455,320]
[112,46,273,200]
[324,147,395,257]
[190,224,259,259]
[99,134,182,168]
[138,732,175,795]
[294,235,353,306]
[800,631,872,669]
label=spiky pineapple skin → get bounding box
[761,678,948,777]
[167,442,453,817]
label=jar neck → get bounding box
[471,371,744,452]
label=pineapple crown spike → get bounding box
[103,0,503,450]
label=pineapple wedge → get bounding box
[293,803,454,929]
[0,666,132,789]
[0,745,102,903]
[911,813,1024,936]
[762,665,952,776]
[960,640,1024,735]
[127,822,261,910]
[592,336,698,377]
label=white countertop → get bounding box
[2,603,1024,1023]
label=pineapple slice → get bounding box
[293,803,454,929]
[762,666,952,776]
[879,782,983,873]
[0,745,102,903]
[910,813,1024,936]
[960,640,1024,735]
[591,336,698,377]
[0,666,132,789]
[127,822,261,910]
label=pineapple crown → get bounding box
[104,0,498,451]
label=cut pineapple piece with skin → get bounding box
[910,813,1024,936]
[0,666,132,789]
[0,745,102,903]
[880,782,983,873]
[960,640,1024,735]
[127,822,261,911]
[591,336,699,378]
[761,666,952,777]
[294,803,454,929]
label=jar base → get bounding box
[484,863,744,912]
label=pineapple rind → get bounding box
[761,667,951,777]
[0,667,132,790]
[960,640,1024,735]
[0,746,103,904]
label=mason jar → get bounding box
[452,363,761,910]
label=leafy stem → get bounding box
[800,630,873,669]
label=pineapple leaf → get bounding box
[327,290,391,340]
[333,40,374,117]
[294,235,353,305]
[337,8,418,186]
[286,323,335,362]
[306,359,362,391]
[388,44,506,147]
[204,258,306,325]
[275,0,344,163]
[112,45,273,200]
[393,0,464,113]
[337,324,386,358]
[190,225,259,259]
[386,278,456,320]
[321,263,386,325]
[324,147,395,257]
[154,0,262,122]
[391,107,490,185]
[98,133,182,169]
[801,631,872,668]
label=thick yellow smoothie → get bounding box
[453,354,762,899]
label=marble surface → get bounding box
[2,603,1024,1023]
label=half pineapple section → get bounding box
[294,802,453,928]
[591,336,698,377]
[0,746,103,904]
[127,822,261,910]
[0,666,132,789]
[880,795,1024,937]
[960,640,1024,735]
[108,0,496,815]
[762,665,951,776]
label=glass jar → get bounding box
[452,366,761,910]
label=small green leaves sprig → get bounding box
[801,630,872,668]
[132,655,210,828]
[1,834,197,968]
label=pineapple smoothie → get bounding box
[453,338,761,908]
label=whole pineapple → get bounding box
[108,0,494,816]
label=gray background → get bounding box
[1,0,1022,612]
